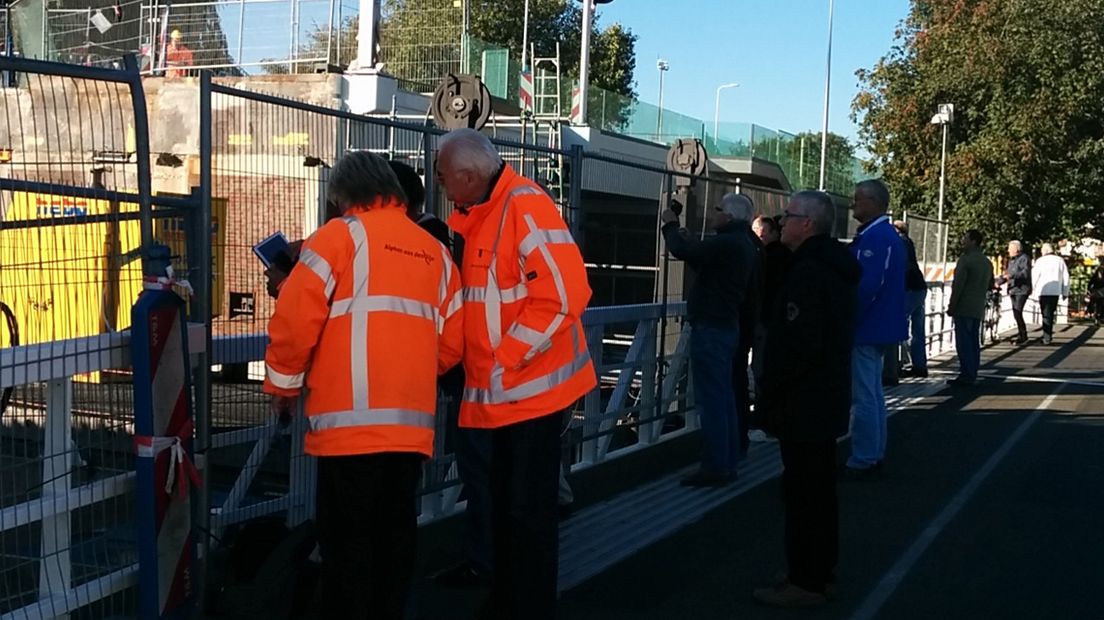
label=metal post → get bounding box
[568,144,584,241]
[520,0,530,71]
[799,136,806,187]
[818,0,834,191]
[656,60,668,141]
[937,121,948,222]
[357,0,380,70]
[237,0,246,67]
[713,82,738,149]
[579,0,592,124]
[124,55,154,256]
[656,172,673,433]
[38,378,73,617]
[194,70,215,606]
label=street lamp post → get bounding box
[930,103,954,222]
[656,58,670,141]
[818,0,834,191]
[713,82,739,149]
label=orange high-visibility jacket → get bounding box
[264,200,464,457]
[447,165,596,428]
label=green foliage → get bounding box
[853,0,1104,252]
[780,131,856,193]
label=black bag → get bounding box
[206,517,320,619]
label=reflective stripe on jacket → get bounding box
[263,200,464,457]
[447,165,596,428]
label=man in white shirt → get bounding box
[1031,243,1070,345]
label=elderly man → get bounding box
[660,193,758,486]
[999,240,1032,345]
[845,180,906,476]
[1032,243,1069,345]
[437,128,595,620]
[754,191,859,608]
[947,229,994,385]
[264,151,464,619]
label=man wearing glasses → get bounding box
[754,191,859,607]
[844,180,907,477]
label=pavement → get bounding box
[410,323,1104,619]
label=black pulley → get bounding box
[432,74,492,130]
[666,138,709,179]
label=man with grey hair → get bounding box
[1031,242,1069,345]
[660,192,758,487]
[438,128,596,620]
[845,179,906,477]
[755,191,859,607]
[997,239,1032,344]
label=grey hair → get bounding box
[791,190,836,235]
[438,128,504,178]
[1040,242,1054,255]
[856,178,890,212]
[328,150,407,211]
[1009,240,1022,253]
[719,193,754,222]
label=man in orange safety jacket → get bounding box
[437,128,596,620]
[264,151,463,620]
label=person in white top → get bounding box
[1031,243,1070,345]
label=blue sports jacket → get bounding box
[850,215,908,346]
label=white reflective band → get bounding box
[439,242,454,308]
[266,365,304,389]
[309,408,435,431]
[464,283,527,304]
[518,228,575,258]
[298,249,336,298]
[344,216,371,411]
[330,295,437,321]
[507,323,546,348]
[464,351,590,404]
[446,289,464,319]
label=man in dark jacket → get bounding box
[750,215,791,440]
[661,194,757,487]
[754,191,860,608]
[893,220,929,378]
[998,240,1032,345]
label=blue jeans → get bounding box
[690,323,741,476]
[848,344,888,469]
[954,317,981,380]
[905,288,928,371]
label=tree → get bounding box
[377,0,637,117]
[853,0,1104,251]
[779,131,856,193]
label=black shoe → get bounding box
[680,470,735,488]
[882,377,899,387]
[902,368,928,378]
[948,376,977,386]
[432,562,492,588]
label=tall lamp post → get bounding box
[713,82,739,149]
[930,103,954,222]
[656,58,670,141]
[576,0,615,125]
[818,0,834,191]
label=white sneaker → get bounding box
[748,429,776,443]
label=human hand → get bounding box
[660,208,680,227]
[265,266,289,299]
[270,395,296,427]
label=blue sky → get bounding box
[596,0,911,144]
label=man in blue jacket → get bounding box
[846,180,907,475]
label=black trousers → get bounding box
[1039,295,1059,337]
[1011,294,1029,339]
[316,452,422,620]
[481,412,563,620]
[779,439,839,593]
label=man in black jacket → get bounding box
[661,194,757,487]
[998,240,1032,345]
[754,191,860,608]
